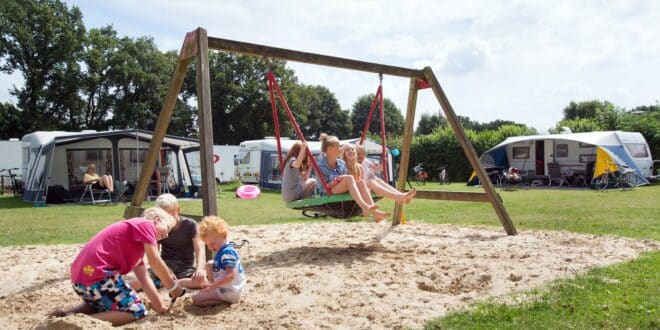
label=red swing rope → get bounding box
[267,72,333,195]
[358,76,389,183]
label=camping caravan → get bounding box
[236,137,395,190]
[184,145,240,185]
[468,131,652,187]
[21,130,199,203]
[236,138,322,189]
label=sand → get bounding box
[0,222,656,329]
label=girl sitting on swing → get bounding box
[316,134,390,222]
[281,141,318,203]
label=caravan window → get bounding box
[512,147,530,159]
[237,151,250,164]
[625,143,648,158]
[555,144,568,157]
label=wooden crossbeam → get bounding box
[207,36,425,78]
[409,190,498,203]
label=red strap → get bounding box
[359,85,382,145]
[267,74,283,173]
[359,84,389,182]
[267,72,333,195]
[378,86,388,183]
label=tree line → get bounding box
[0,0,405,144]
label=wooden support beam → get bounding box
[411,190,496,203]
[124,46,191,219]
[196,28,218,216]
[207,36,425,79]
[422,67,517,235]
[392,78,419,225]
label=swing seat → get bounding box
[287,193,382,219]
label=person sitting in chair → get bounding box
[83,163,114,192]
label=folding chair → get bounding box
[79,184,112,204]
[547,163,567,187]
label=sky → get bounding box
[2,0,659,133]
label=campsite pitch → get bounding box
[0,222,656,329]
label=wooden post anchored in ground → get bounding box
[124,36,194,219]
[195,28,218,216]
[422,67,517,235]
[392,78,419,225]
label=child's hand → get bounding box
[200,282,213,291]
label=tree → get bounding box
[0,102,23,139]
[415,113,446,135]
[289,84,351,139]
[182,53,298,144]
[350,95,405,138]
[0,0,86,134]
[107,37,194,135]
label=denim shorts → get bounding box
[73,274,147,319]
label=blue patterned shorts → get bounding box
[73,274,147,319]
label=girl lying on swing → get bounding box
[316,134,390,223]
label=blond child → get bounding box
[317,134,390,222]
[49,207,185,326]
[192,216,247,306]
[353,144,415,204]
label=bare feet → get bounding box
[404,189,417,204]
[362,205,379,217]
[373,209,391,223]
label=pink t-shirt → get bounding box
[70,218,158,285]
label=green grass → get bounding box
[425,251,659,330]
[0,182,658,328]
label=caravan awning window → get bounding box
[625,143,648,158]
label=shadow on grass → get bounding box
[244,244,394,271]
[0,196,32,209]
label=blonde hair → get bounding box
[342,144,362,179]
[141,206,176,228]
[356,144,366,156]
[199,215,229,239]
[87,163,97,171]
[155,193,179,212]
[319,133,340,153]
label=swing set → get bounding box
[123,28,517,235]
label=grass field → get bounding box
[0,182,658,328]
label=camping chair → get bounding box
[547,163,567,187]
[112,180,130,204]
[79,184,112,205]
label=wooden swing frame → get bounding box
[123,27,517,235]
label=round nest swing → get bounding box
[287,194,382,219]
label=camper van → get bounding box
[471,131,653,186]
[184,145,240,185]
[20,130,199,202]
[236,137,394,189]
